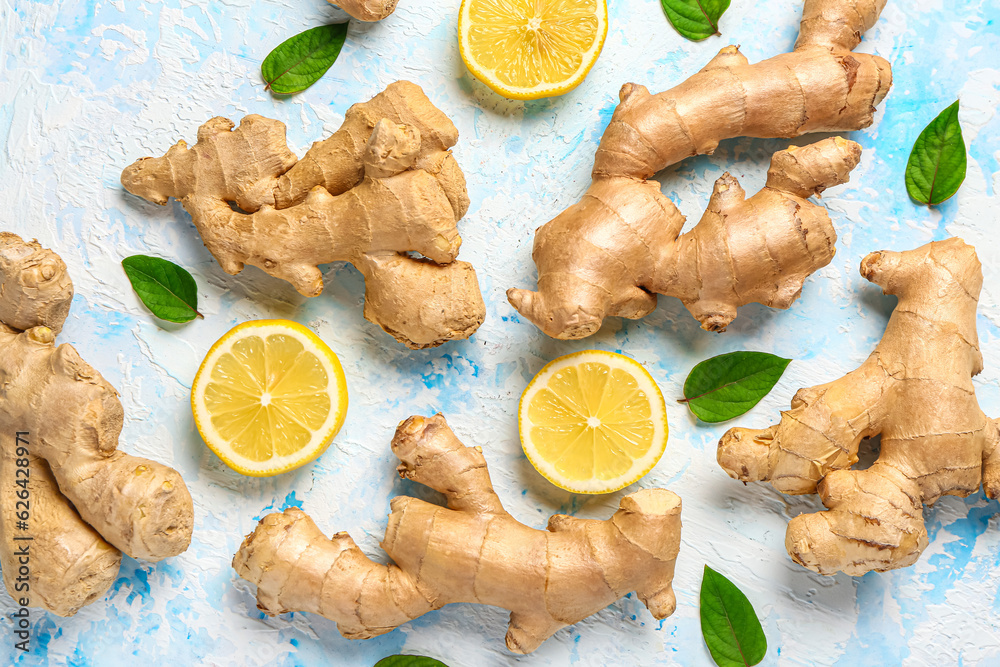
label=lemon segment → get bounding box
[519,350,668,493]
[192,320,348,476]
[458,0,608,100]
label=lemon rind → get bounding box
[519,350,668,494]
[191,320,348,477]
[457,0,609,101]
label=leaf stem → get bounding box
[696,0,718,35]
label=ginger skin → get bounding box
[0,233,73,334]
[511,137,860,337]
[0,234,194,615]
[234,414,682,654]
[121,81,485,349]
[508,0,892,339]
[718,238,1000,576]
[327,0,399,21]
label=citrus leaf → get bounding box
[122,255,202,323]
[374,657,449,667]
[661,0,731,41]
[261,23,349,95]
[701,566,767,667]
[905,100,967,206]
[680,351,790,423]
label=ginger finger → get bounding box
[718,238,1000,575]
[326,0,399,22]
[234,414,682,653]
[0,330,193,562]
[0,447,121,617]
[509,137,860,337]
[121,82,484,349]
[0,233,73,334]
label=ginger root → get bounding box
[0,234,194,615]
[122,81,485,349]
[327,0,398,21]
[509,0,892,338]
[0,233,73,334]
[510,137,861,337]
[718,238,1000,576]
[233,414,682,653]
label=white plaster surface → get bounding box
[1,0,999,664]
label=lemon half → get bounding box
[459,0,608,100]
[519,350,668,493]
[192,320,348,476]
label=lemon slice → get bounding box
[519,350,668,493]
[191,320,348,476]
[458,0,608,100]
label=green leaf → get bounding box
[122,255,202,323]
[701,566,767,667]
[905,100,967,206]
[680,351,790,423]
[261,23,349,95]
[661,0,731,41]
[374,657,449,667]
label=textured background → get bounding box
[2,0,999,664]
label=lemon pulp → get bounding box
[460,0,608,99]
[520,351,668,493]
[192,320,347,476]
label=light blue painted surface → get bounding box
[1,0,999,665]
